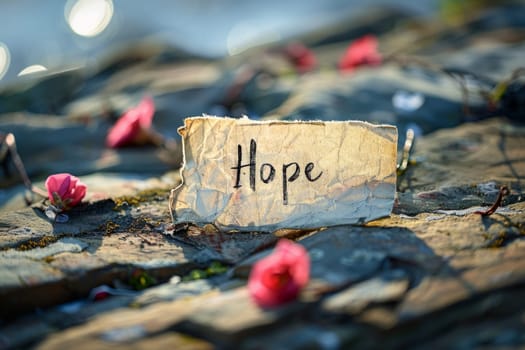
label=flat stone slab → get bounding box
[396,118,525,214]
[10,198,521,347]
[1,115,524,348]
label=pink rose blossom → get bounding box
[45,173,87,210]
[106,96,155,148]
[284,42,317,73]
[338,35,382,73]
[248,239,310,308]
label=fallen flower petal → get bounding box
[106,96,156,148]
[338,35,382,73]
[88,285,138,301]
[93,289,111,301]
[45,173,87,210]
[248,239,310,308]
[284,42,317,73]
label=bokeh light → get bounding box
[65,0,114,37]
[18,64,47,76]
[0,42,10,81]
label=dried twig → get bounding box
[397,128,415,176]
[474,185,510,216]
[137,233,155,246]
[1,133,49,205]
[490,67,525,104]
[1,133,40,205]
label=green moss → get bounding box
[182,261,229,282]
[113,188,170,210]
[43,256,55,263]
[100,221,120,235]
[183,269,208,281]
[439,0,501,24]
[129,268,157,290]
[16,236,59,251]
[206,261,229,275]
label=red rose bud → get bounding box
[338,35,382,73]
[248,239,310,308]
[106,96,157,148]
[284,42,317,73]
[45,173,87,210]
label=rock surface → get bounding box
[1,3,525,349]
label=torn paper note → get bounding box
[170,116,397,231]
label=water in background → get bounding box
[0,0,438,87]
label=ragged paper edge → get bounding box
[170,115,398,230]
[178,115,397,141]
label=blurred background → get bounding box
[0,0,440,86]
[0,0,524,210]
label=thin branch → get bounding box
[1,133,48,205]
[397,128,415,176]
[474,185,510,216]
[4,133,35,205]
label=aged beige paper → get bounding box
[170,116,397,231]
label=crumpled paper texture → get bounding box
[170,116,397,231]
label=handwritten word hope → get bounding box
[231,139,323,204]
